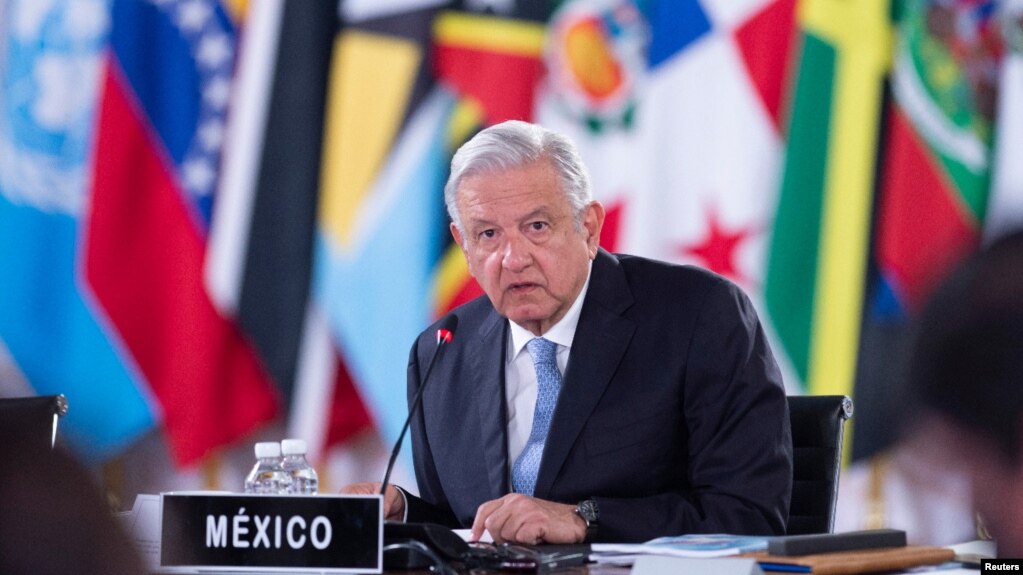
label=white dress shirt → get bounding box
[505,263,592,468]
[396,264,592,519]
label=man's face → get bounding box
[451,159,604,336]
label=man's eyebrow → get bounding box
[465,216,497,231]
[465,208,554,230]
[520,207,554,222]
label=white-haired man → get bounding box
[345,121,792,545]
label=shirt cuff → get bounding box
[393,485,411,523]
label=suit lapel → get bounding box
[533,250,635,499]
[472,308,510,499]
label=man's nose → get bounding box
[502,233,532,271]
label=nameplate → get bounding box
[159,493,382,573]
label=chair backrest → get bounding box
[787,394,853,535]
[0,394,69,451]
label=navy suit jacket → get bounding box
[404,249,792,542]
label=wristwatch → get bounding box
[575,498,599,540]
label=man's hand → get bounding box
[340,482,406,522]
[470,493,586,545]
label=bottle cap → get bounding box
[254,441,281,458]
[281,438,308,455]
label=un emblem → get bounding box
[0,0,109,215]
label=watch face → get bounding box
[578,499,599,522]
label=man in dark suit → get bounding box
[345,120,791,544]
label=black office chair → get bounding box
[0,394,69,451]
[786,394,853,535]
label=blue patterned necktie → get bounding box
[512,337,562,496]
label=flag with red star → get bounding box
[538,0,797,326]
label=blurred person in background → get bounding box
[0,428,145,575]
[903,229,1023,556]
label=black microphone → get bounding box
[380,315,458,496]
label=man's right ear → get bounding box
[450,223,473,264]
[450,223,476,277]
[450,222,465,250]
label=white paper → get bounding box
[454,528,494,544]
[119,494,163,571]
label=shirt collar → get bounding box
[508,261,593,361]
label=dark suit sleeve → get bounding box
[595,280,791,541]
[401,336,460,527]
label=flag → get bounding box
[764,0,891,397]
[205,0,373,463]
[539,0,798,323]
[208,0,334,413]
[852,0,1004,460]
[433,9,547,126]
[0,0,156,461]
[314,1,458,451]
[84,0,279,465]
[876,0,998,313]
[0,336,31,395]
[986,0,1023,241]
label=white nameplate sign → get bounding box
[159,493,382,573]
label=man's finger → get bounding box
[514,521,544,546]
[339,482,380,495]
[470,499,501,542]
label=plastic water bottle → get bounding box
[280,439,318,494]
[244,441,290,494]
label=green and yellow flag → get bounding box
[765,0,892,396]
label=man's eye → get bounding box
[529,222,548,231]
[480,229,496,239]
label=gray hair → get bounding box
[444,120,593,235]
